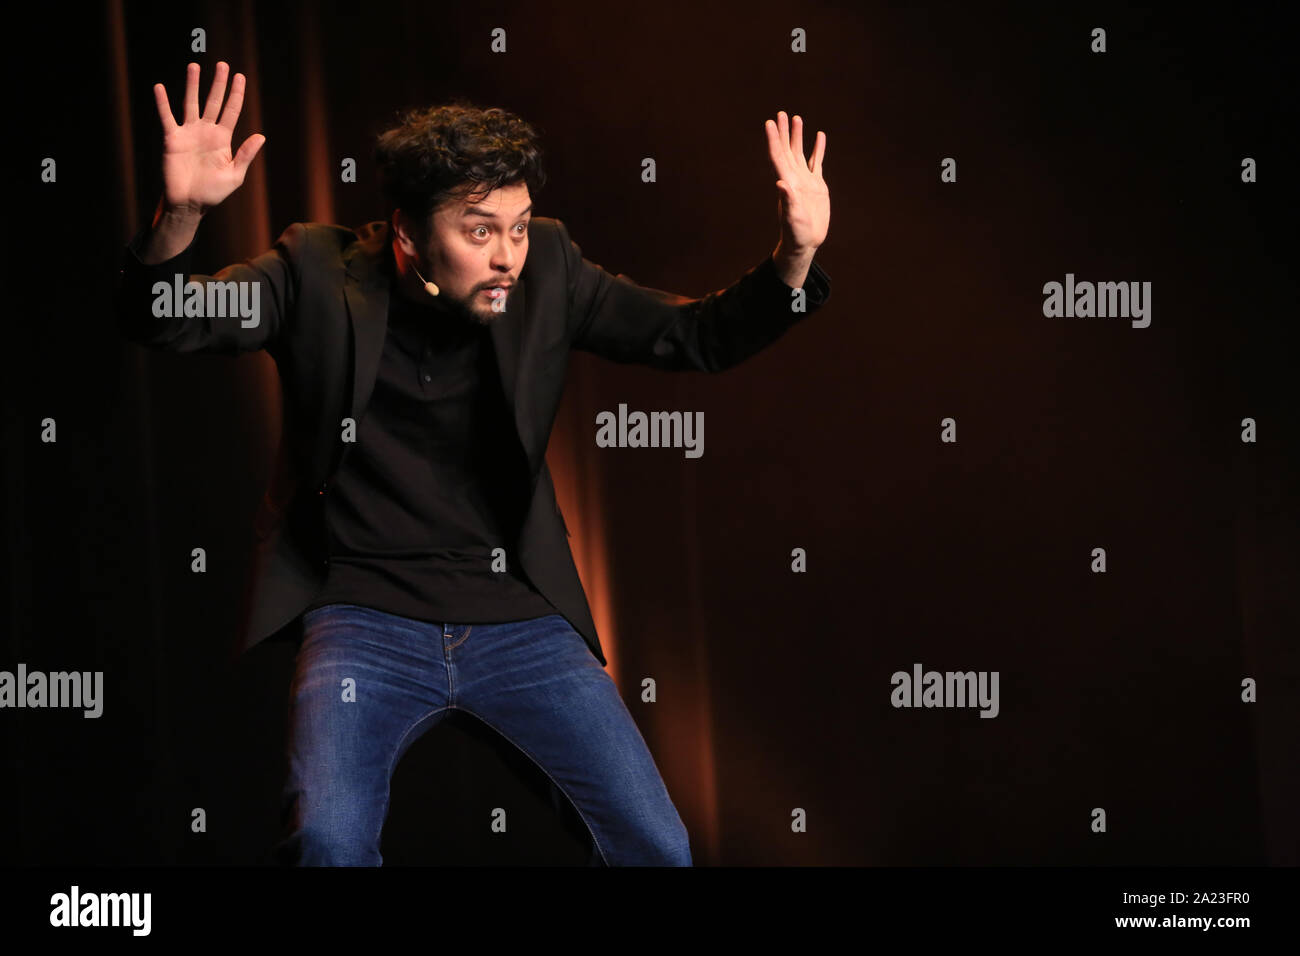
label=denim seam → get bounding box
[443,638,456,706]
[447,625,473,650]
[457,707,610,866]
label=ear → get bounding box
[392,209,422,258]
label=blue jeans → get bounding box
[271,604,692,866]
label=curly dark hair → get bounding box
[373,99,546,240]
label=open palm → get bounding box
[154,61,266,216]
[765,110,829,254]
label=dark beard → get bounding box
[445,288,496,327]
[433,287,492,328]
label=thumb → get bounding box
[232,133,266,178]
[776,179,790,205]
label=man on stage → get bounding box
[116,61,832,865]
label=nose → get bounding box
[491,233,519,272]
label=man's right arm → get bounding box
[115,217,306,356]
[117,59,286,354]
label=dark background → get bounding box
[2,0,1296,865]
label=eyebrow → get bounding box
[463,203,533,220]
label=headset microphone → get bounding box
[410,261,439,296]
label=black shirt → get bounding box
[306,281,558,625]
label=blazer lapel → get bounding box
[340,221,528,467]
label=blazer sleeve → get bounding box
[558,219,831,373]
[114,221,307,357]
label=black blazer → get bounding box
[115,217,832,666]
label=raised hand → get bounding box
[764,110,829,256]
[154,61,266,217]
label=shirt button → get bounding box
[423,373,431,383]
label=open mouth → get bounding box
[484,285,511,300]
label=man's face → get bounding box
[417,183,531,324]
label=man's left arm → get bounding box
[565,109,831,373]
[563,228,831,373]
